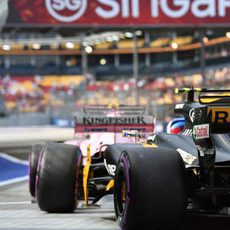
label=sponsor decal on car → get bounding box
[189,108,195,123]
[193,124,209,140]
[182,129,193,136]
[207,107,230,123]
[104,159,116,176]
[175,104,184,109]
[176,148,197,166]
[83,116,146,125]
[189,108,202,123]
[75,115,154,133]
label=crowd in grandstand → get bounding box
[0,66,229,120]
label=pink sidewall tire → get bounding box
[29,144,45,197]
[114,147,187,230]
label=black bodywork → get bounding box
[31,89,230,218]
[149,89,230,214]
[87,143,142,203]
[87,89,230,213]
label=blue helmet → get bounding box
[167,117,185,134]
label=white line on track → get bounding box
[0,176,29,187]
[0,153,28,165]
[0,201,31,205]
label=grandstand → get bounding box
[0,0,229,124]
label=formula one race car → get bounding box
[28,105,155,212]
[112,88,230,230]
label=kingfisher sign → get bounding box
[10,0,230,26]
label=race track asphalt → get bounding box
[0,181,119,230]
[1,180,230,230]
[0,126,230,230]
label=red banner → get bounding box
[9,0,230,26]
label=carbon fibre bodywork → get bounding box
[152,133,230,163]
[111,89,230,221]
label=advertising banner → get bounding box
[5,0,230,27]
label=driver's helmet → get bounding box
[166,117,185,134]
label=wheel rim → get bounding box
[116,167,127,216]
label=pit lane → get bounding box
[0,127,230,230]
[1,178,230,230]
[0,181,118,230]
[0,127,119,230]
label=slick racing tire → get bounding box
[36,143,82,213]
[114,147,187,230]
[29,144,45,197]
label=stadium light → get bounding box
[125,32,133,38]
[32,43,41,50]
[135,30,142,36]
[85,46,93,53]
[2,44,11,51]
[203,37,209,43]
[171,42,178,50]
[100,58,107,65]
[226,32,230,38]
[66,42,75,49]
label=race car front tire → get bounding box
[36,143,82,213]
[114,146,187,230]
[29,144,45,197]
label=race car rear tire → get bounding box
[29,144,45,197]
[36,143,82,213]
[114,147,187,230]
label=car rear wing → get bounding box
[175,88,230,134]
[175,88,230,105]
[198,90,230,133]
[74,115,155,133]
[83,105,147,115]
[176,89,230,176]
[199,89,230,105]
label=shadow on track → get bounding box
[182,214,230,230]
